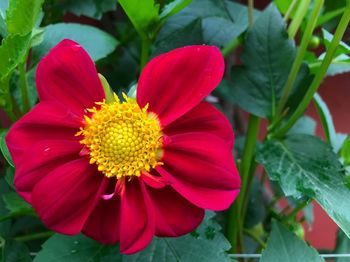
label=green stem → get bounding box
[248,0,254,25]
[241,162,258,226]
[274,6,350,138]
[239,116,260,204]
[276,0,324,116]
[317,7,346,26]
[140,37,151,70]
[14,231,54,242]
[226,203,240,253]
[221,37,242,58]
[19,61,30,114]
[0,209,36,222]
[227,115,260,252]
[288,0,311,38]
[227,2,257,253]
[283,0,298,22]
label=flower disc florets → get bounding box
[78,94,163,179]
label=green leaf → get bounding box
[322,0,347,30]
[313,92,336,146]
[288,116,316,136]
[0,12,6,37]
[125,212,231,262]
[228,5,306,118]
[0,33,31,80]
[341,136,350,166]
[159,0,192,20]
[153,18,203,55]
[31,23,118,64]
[3,240,31,262]
[5,0,44,35]
[317,6,346,27]
[0,0,8,18]
[322,29,350,56]
[63,0,117,19]
[335,229,350,262]
[118,0,159,37]
[257,134,350,241]
[33,234,121,262]
[274,0,293,14]
[158,0,256,47]
[327,57,350,76]
[0,129,14,167]
[4,165,15,190]
[2,192,32,214]
[261,220,324,262]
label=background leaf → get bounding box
[3,240,31,262]
[32,23,118,64]
[335,229,350,262]
[2,192,32,214]
[62,0,117,19]
[226,5,308,118]
[33,234,121,262]
[257,134,350,241]
[313,93,336,145]
[157,0,256,48]
[260,220,324,262]
[153,18,203,55]
[159,0,192,20]
[0,129,14,167]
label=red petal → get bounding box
[164,102,234,147]
[147,185,204,237]
[157,133,240,210]
[36,39,105,115]
[32,158,107,235]
[119,179,155,254]
[15,140,82,202]
[83,196,121,244]
[6,102,81,164]
[141,171,169,189]
[137,45,224,127]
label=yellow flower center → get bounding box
[77,94,163,179]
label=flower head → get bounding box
[6,40,240,254]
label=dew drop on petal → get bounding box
[43,148,51,156]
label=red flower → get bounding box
[6,40,240,254]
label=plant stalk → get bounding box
[288,0,311,38]
[276,0,324,116]
[227,115,260,252]
[283,0,298,22]
[14,231,54,242]
[19,61,30,113]
[221,37,242,58]
[274,5,350,138]
[140,36,151,70]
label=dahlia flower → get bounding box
[6,40,240,254]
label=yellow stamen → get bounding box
[77,95,163,179]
